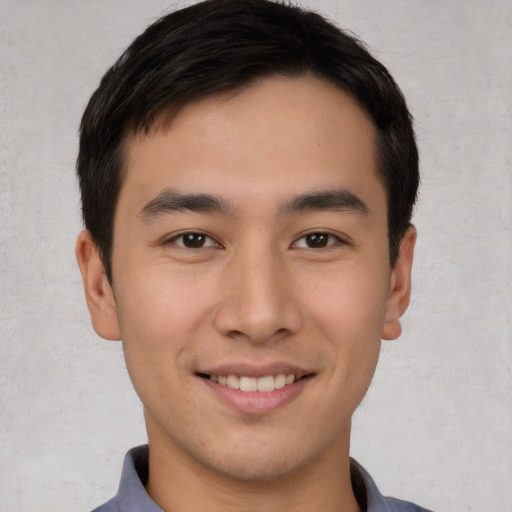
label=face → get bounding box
[77,75,415,483]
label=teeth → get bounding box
[226,375,240,390]
[240,376,257,392]
[210,373,298,392]
[285,374,295,385]
[274,374,286,389]
[257,375,274,392]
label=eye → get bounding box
[168,232,220,249]
[293,232,342,249]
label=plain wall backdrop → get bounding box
[1,1,511,510]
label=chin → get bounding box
[208,451,305,483]
[196,433,321,483]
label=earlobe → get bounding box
[381,226,416,341]
[75,230,121,341]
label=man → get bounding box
[76,0,429,510]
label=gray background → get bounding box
[1,1,511,510]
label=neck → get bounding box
[145,421,361,512]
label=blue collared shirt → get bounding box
[92,445,432,512]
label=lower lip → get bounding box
[201,376,311,414]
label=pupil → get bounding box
[307,233,328,248]
[184,234,205,248]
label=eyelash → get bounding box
[292,232,346,249]
[166,232,221,249]
[165,231,346,250]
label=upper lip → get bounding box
[197,362,312,379]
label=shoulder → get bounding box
[91,497,118,512]
[383,496,433,511]
[90,446,163,512]
[350,458,434,512]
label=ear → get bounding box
[381,225,417,341]
[75,230,121,340]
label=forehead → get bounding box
[118,75,382,218]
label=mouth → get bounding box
[198,371,313,414]
[197,373,308,392]
[196,363,314,413]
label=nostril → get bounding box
[211,285,302,343]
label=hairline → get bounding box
[103,71,395,281]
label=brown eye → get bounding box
[293,232,342,249]
[305,233,329,248]
[170,232,219,249]
[182,233,206,248]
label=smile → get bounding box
[200,372,312,414]
[197,364,313,413]
[208,373,297,392]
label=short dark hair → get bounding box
[77,0,419,282]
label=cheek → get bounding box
[113,269,212,383]
[113,273,214,426]
[303,262,388,383]
[116,261,211,332]
[305,261,389,336]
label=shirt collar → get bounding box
[115,445,163,512]
[109,445,425,512]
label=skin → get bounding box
[77,75,416,512]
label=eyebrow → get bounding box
[138,187,369,223]
[279,189,369,216]
[138,188,237,222]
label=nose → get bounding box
[212,244,302,344]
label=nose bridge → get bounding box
[213,236,301,342]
